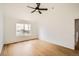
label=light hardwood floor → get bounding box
[1,39,79,56]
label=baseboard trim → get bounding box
[4,38,38,45]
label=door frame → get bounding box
[74,19,79,50]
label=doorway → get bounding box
[75,19,79,50]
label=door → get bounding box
[75,19,79,50]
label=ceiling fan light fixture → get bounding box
[27,3,48,14]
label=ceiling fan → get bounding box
[27,3,48,14]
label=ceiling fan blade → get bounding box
[27,6,35,9]
[38,10,42,14]
[31,9,37,13]
[39,8,48,10]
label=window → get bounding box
[16,23,31,36]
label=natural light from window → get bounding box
[16,23,31,36]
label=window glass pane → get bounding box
[25,24,31,30]
[16,23,24,31]
[16,23,31,36]
[25,24,29,30]
[16,23,24,36]
[28,24,31,30]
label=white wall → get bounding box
[0,4,4,53]
[38,3,79,49]
[4,17,38,44]
[4,3,38,44]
